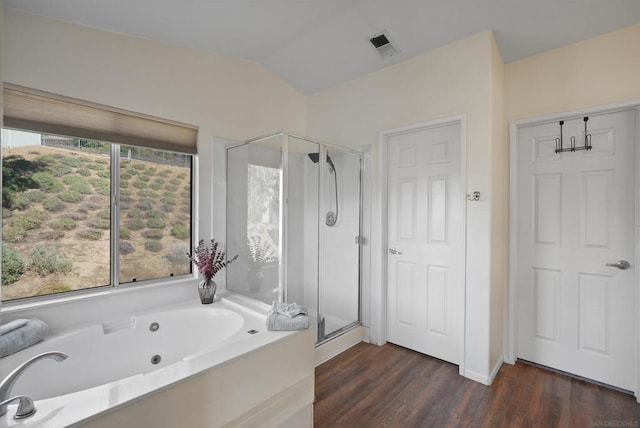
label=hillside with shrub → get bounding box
[2,146,191,300]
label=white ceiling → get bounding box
[5,0,640,94]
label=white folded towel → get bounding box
[266,302,309,331]
[1,318,49,358]
[0,319,29,336]
[271,302,308,318]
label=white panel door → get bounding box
[517,109,636,390]
[387,123,462,364]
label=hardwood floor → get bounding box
[314,342,640,427]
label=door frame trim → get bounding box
[508,99,640,398]
[373,114,467,375]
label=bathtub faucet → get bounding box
[0,351,68,418]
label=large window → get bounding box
[1,129,193,301]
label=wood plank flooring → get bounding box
[314,342,640,427]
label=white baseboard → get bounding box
[315,326,363,366]
[489,357,504,384]
[463,357,503,386]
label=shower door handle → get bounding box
[388,248,403,255]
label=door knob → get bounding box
[605,260,631,270]
[388,248,403,255]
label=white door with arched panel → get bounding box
[386,122,462,364]
[516,109,636,390]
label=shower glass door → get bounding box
[318,148,361,342]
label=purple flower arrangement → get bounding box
[187,239,238,280]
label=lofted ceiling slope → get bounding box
[5,0,640,94]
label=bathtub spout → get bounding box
[0,351,68,417]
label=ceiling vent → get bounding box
[368,31,399,59]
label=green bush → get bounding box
[43,197,65,211]
[128,209,144,219]
[119,227,131,239]
[59,191,83,203]
[119,241,135,255]
[133,163,146,171]
[89,177,109,188]
[77,229,102,240]
[35,285,72,296]
[36,154,57,164]
[163,191,177,199]
[76,168,92,177]
[86,163,105,171]
[98,208,111,220]
[13,210,45,230]
[144,167,156,176]
[88,218,110,229]
[148,210,165,220]
[49,164,73,177]
[3,226,26,243]
[11,192,32,210]
[138,175,151,182]
[145,240,162,252]
[149,182,162,191]
[160,203,173,213]
[176,172,187,180]
[171,224,189,239]
[161,196,177,206]
[2,244,25,285]
[64,176,92,194]
[32,172,63,193]
[126,218,145,230]
[181,189,191,199]
[137,189,158,198]
[169,178,181,186]
[95,159,108,165]
[24,189,47,202]
[2,207,11,218]
[143,229,163,239]
[95,186,110,196]
[26,190,47,203]
[72,181,92,194]
[97,170,110,178]
[121,189,132,197]
[120,179,129,188]
[152,178,165,185]
[28,246,73,276]
[166,184,178,192]
[158,170,171,177]
[51,218,76,230]
[136,200,153,211]
[133,180,148,189]
[61,157,83,168]
[147,217,165,229]
[39,230,65,240]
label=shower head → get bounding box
[307,152,335,172]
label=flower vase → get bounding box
[198,277,216,304]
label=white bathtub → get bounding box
[0,296,314,427]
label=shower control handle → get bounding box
[388,248,403,255]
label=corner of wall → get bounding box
[488,30,507,373]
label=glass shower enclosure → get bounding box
[226,133,362,344]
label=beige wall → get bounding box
[505,23,640,122]
[2,9,307,240]
[489,34,506,372]
[308,31,503,382]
